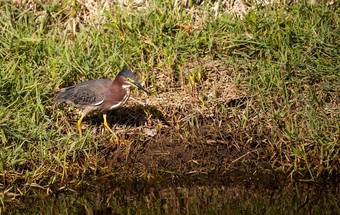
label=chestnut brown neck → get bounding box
[113,75,127,86]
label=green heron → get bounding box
[54,69,149,137]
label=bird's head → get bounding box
[117,69,149,95]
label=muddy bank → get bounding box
[64,107,272,180]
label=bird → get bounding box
[54,68,149,137]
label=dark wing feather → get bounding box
[54,79,112,109]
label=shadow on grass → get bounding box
[85,104,169,128]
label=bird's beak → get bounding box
[132,80,150,95]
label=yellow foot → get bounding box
[121,140,132,146]
[110,136,119,143]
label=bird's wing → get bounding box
[54,79,112,108]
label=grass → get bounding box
[0,0,339,209]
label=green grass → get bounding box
[0,0,339,207]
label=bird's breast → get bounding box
[110,88,130,109]
[100,87,130,110]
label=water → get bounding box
[8,174,340,215]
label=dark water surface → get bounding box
[9,174,340,215]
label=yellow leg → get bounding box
[78,115,84,137]
[103,113,118,142]
[103,113,113,133]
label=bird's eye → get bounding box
[126,78,134,83]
